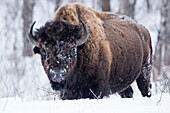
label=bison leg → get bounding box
[119,86,133,98]
[136,58,152,97]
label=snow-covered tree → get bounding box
[153,0,170,92]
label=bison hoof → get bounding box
[120,94,133,98]
[142,85,152,98]
[144,91,151,97]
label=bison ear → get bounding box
[76,19,89,46]
[33,46,40,54]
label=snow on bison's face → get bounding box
[28,19,89,84]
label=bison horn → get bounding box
[76,19,89,46]
[28,21,39,46]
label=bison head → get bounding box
[28,19,89,90]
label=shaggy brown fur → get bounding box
[33,3,152,99]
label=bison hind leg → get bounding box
[119,86,134,98]
[136,71,152,97]
[136,56,152,97]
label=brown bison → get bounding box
[28,3,152,99]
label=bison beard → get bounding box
[28,3,152,99]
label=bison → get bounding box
[28,3,152,99]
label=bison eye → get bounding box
[40,48,46,59]
[70,47,77,58]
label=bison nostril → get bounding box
[51,73,63,83]
[49,69,67,83]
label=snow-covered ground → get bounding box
[0,93,169,113]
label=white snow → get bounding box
[0,94,169,113]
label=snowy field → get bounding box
[1,93,169,113]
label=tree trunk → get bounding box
[154,0,170,80]
[119,0,136,19]
[100,0,110,11]
[55,0,61,11]
[146,0,150,12]
[22,0,35,56]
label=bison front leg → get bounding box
[136,60,152,97]
[87,82,110,99]
[119,86,134,98]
